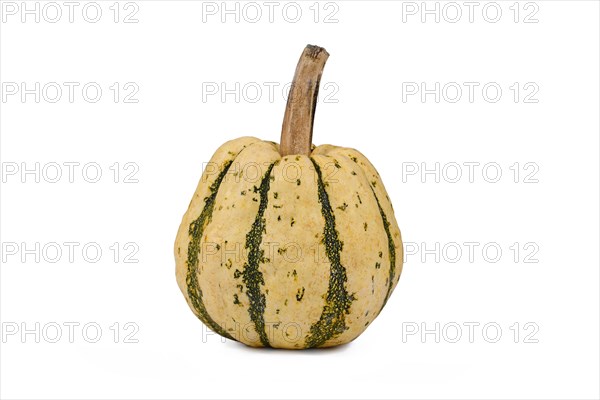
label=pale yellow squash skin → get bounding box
[175,137,403,349]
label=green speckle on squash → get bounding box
[296,287,305,301]
[233,294,242,306]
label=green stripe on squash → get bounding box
[186,160,236,341]
[304,158,354,348]
[240,162,276,347]
[371,187,397,309]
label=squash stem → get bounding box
[279,45,329,157]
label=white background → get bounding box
[1,1,599,399]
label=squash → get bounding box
[175,45,403,349]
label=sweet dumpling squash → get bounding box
[175,45,403,349]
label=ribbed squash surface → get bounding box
[175,137,402,349]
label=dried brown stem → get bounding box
[279,45,329,156]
